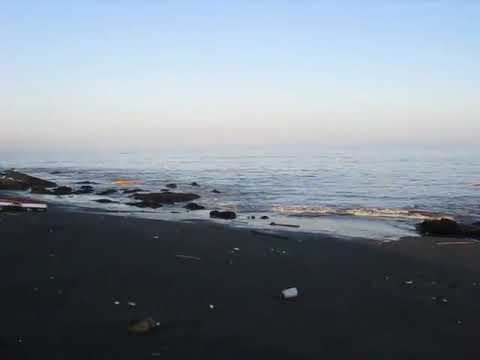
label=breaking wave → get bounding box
[272,205,453,221]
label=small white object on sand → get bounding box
[281,287,298,299]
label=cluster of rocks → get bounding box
[417,218,480,239]
[1,171,277,221]
[0,170,57,190]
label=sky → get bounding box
[1,0,479,152]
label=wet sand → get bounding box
[1,208,480,359]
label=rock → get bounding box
[166,183,177,189]
[94,199,117,204]
[122,188,144,194]
[53,186,73,195]
[3,170,57,188]
[191,182,200,187]
[76,181,97,185]
[184,202,205,211]
[127,201,162,209]
[73,185,94,194]
[0,178,30,190]
[98,189,117,196]
[260,215,270,220]
[133,192,200,207]
[212,189,221,194]
[417,218,463,236]
[210,210,237,220]
[31,186,53,194]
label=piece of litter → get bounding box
[404,280,414,285]
[128,301,137,307]
[233,247,240,251]
[114,301,120,305]
[153,235,159,239]
[128,318,157,334]
[49,276,55,280]
[457,320,463,325]
[209,304,215,309]
[281,287,298,299]
[175,255,201,261]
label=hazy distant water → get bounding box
[2,145,480,240]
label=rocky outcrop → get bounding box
[191,182,200,187]
[166,183,177,189]
[132,192,200,208]
[260,215,270,220]
[3,170,56,188]
[417,218,462,236]
[0,178,29,190]
[210,210,237,220]
[212,189,221,194]
[184,202,205,211]
[417,218,480,238]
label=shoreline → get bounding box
[2,206,480,358]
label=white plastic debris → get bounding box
[281,287,298,299]
[153,235,159,239]
[209,304,215,310]
[404,280,414,285]
[128,301,137,307]
[233,247,240,251]
[114,301,120,305]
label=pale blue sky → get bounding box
[1,0,479,151]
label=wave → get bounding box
[272,205,453,221]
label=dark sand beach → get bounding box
[1,207,480,359]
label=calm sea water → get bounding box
[2,145,479,240]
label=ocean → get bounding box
[2,145,479,240]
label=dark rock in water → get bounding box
[76,181,97,185]
[98,189,117,196]
[53,186,73,195]
[260,216,270,220]
[184,202,205,211]
[0,178,29,191]
[73,185,94,194]
[191,182,200,187]
[31,186,54,194]
[127,201,163,209]
[94,199,117,204]
[4,170,57,188]
[122,188,144,194]
[132,192,200,207]
[417,218,462,236]
[166,183,177,189]
[210,210,237,220]
[212,189,221,194]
